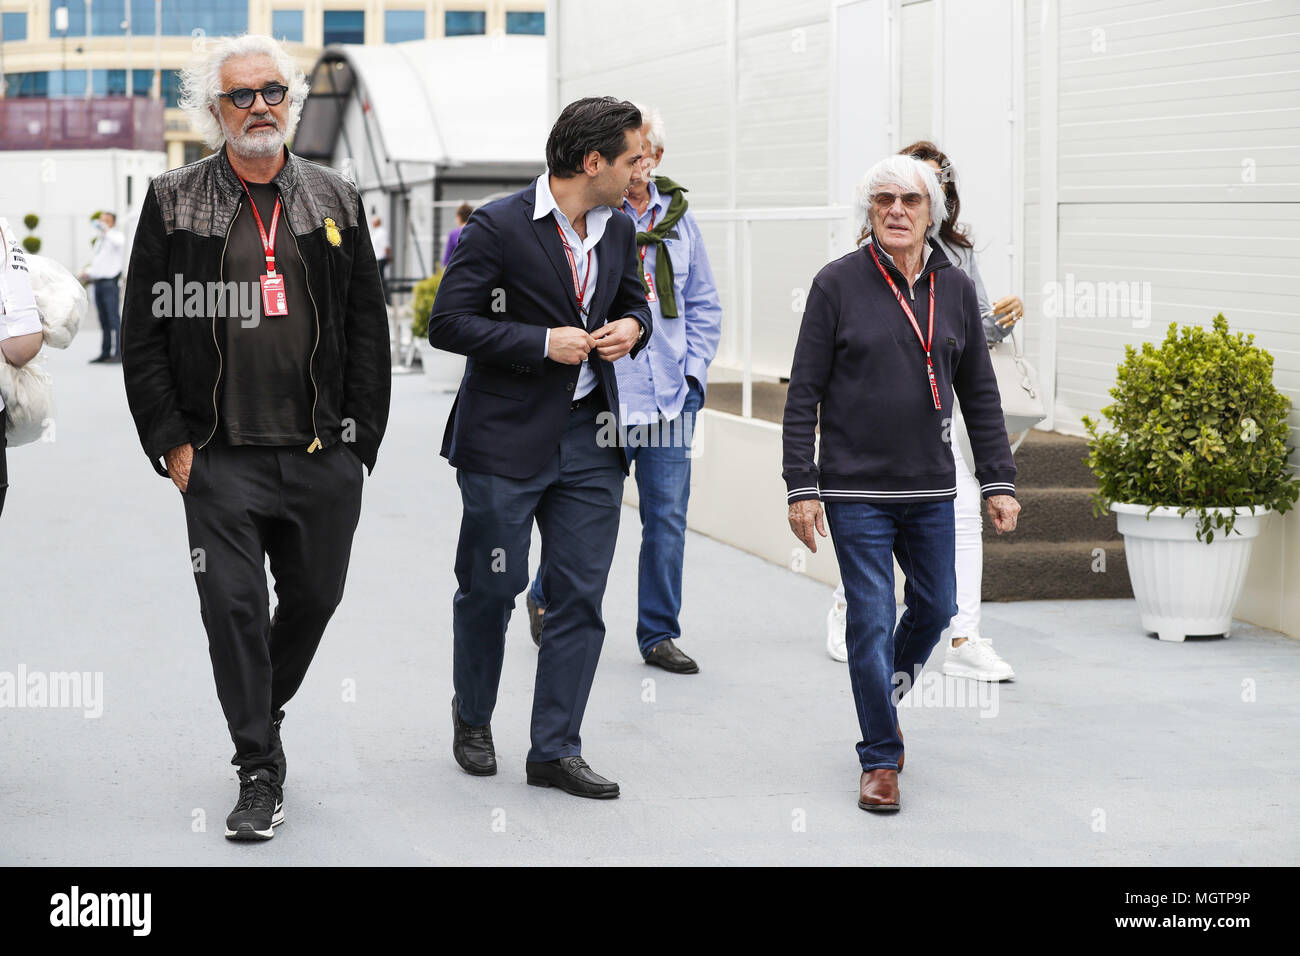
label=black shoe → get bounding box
[526,756,619,799]
[526,594,545,647]
[224,771,284,841]
[451,695,496,775]
[104,354,122,364]
[644,638,699,674]
[89,355,108,364]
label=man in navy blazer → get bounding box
[429,97,652,799]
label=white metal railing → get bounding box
[690,206,854,418]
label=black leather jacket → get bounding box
[122,146,390,477]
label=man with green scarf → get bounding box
[527,104,722,675]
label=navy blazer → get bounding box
[428,185,653,479]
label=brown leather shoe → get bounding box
[858,769,901,812]
[897,723,904,773]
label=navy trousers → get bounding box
[452,398,625,763]
[92,277,121,358]
[530,380,704,655]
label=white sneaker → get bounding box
[942,636,1015,681]
[826,601,848,662]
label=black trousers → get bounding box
[181,435,364,783]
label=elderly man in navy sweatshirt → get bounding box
[782,154,1020,814]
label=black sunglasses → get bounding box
[218,84,288,109]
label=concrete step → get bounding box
[1012,429,1096,488]
[703,380,788,423]
[982,539,1133,602]
[982,487,1121,545]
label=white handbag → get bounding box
[988,324,1046,436]
[0,358,54,446]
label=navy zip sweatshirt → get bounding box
[782,237,1016,505]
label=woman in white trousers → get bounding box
[825,142,1022,682]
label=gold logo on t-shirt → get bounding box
[323,217,342,247]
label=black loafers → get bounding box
[526,595,545,647]
[644,638,699,674]
[451,695,496,776]
[525,756,619,799]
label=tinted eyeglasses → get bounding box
[219,84,289,109]
[869,191,927,210]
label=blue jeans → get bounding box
[824,499,957,772]
[530,381,703,656]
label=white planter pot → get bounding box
[1110,503,1269,642]
[415,340,465,392]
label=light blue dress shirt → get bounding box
[533,173,612,401]
[615,180,722,426]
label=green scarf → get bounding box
[634,175,689,318]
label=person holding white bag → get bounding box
[0,216,87,516]
[1,218,49,516]
[823,142,1024,683]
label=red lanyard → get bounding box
[869,242,941,410]
[236,174,282,275]
[555,220,592,310]
[637,207,659,266]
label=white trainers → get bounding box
[826,601,848,662]
[942,636,1015,681]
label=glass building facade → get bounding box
[323,10,365,45]
[445,10,486,36]
[385,10,425,44]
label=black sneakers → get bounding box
[225,771,284,841]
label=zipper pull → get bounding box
[307,438,322,453]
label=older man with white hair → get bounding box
[122,34,390,841]
[525,104,722,675]
[783,154,1019,813]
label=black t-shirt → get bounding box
[220,181,316,446]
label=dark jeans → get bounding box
[181,435,364,784]
[92,277,121,358]
[452,398,625,763]
[825,499,957,772]
[530,381,703,655]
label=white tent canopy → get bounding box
[294,35,548,282]
[320,36,548,168]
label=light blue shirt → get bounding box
[615,180,722,426]
[533,173,612,401]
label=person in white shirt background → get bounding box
[0,217,46,517]
[824,141,1025,684]
[79,211,126,364]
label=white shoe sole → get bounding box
[224,803,284,840]
[826,606,848,662]
[942,660,1014,682]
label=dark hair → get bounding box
[456,202,474,222]
[899,140,971,249]
[545,97,642,179]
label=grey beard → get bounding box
[227,124,286,158]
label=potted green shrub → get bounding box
[410,270,461,390]
[22,213,41,254]
[1083,315,1299,641]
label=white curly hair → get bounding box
[632,102,666,155]
[856,154,947,242]
[179,34,310,150]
